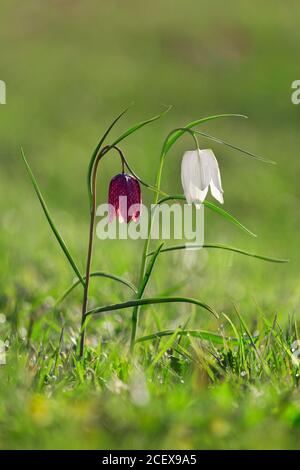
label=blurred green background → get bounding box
[0,0,300,449]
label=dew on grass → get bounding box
[240,370,247,377]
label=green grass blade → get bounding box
[204,244,289,263]
[163,114,247,154]
[54,271,137,307]
[193,129,276,164]
[147,242,289,263]
[110,105,172,147]
[21,147,85,286]
[87,105,132,205]
[204,201,257,237]
[85,296,218,319]
[234,305,272,377]
[129,243,165,349]
[139,243,164,298]
[150,328,181,367]
[136,329,238,345]
[156,194,256,237]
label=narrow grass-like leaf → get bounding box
[269,327,299,365]
[85,296,218,319]
[163,114,247,154]
[156,194,256,237]
[21,147,85,286]
[139,243,164,299]
[87,105,132,205]
[192,129,276,164]
[150,328,181,367]
[147,242,289,263]
[54,271,137,307]
[136,329,238,345]
[204,201,257,237]
[130,244,165,349]
[222,313,241,342]
[110,105,172,148]
[234,305,272,377]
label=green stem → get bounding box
[129,243,164,351]
[79,174,98,357]
[79,147,109,357]
[129,114,247,350]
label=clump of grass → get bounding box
[0,304,299,449]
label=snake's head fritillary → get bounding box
[108,173,141,223]
[181,148,224,207]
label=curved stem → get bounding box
[110,145,126,171]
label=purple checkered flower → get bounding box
[108,173,141,223]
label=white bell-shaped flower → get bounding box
[181,148,224,206]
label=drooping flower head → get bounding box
[108,173,141,223]
[181,148,223,207]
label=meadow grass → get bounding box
[0,0,300,449]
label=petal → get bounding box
[181,150,209,204]
[129,203,141,222]
[108,174,126,210]
[210,181,224,204]
[126,175,141,223]
[108,204,116,222]
[203,149,223,192]
[192,186,208,206]
[200,149,224,204]
[127,175,141,208]
[117,195,128,223]
[197,149,212,190]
